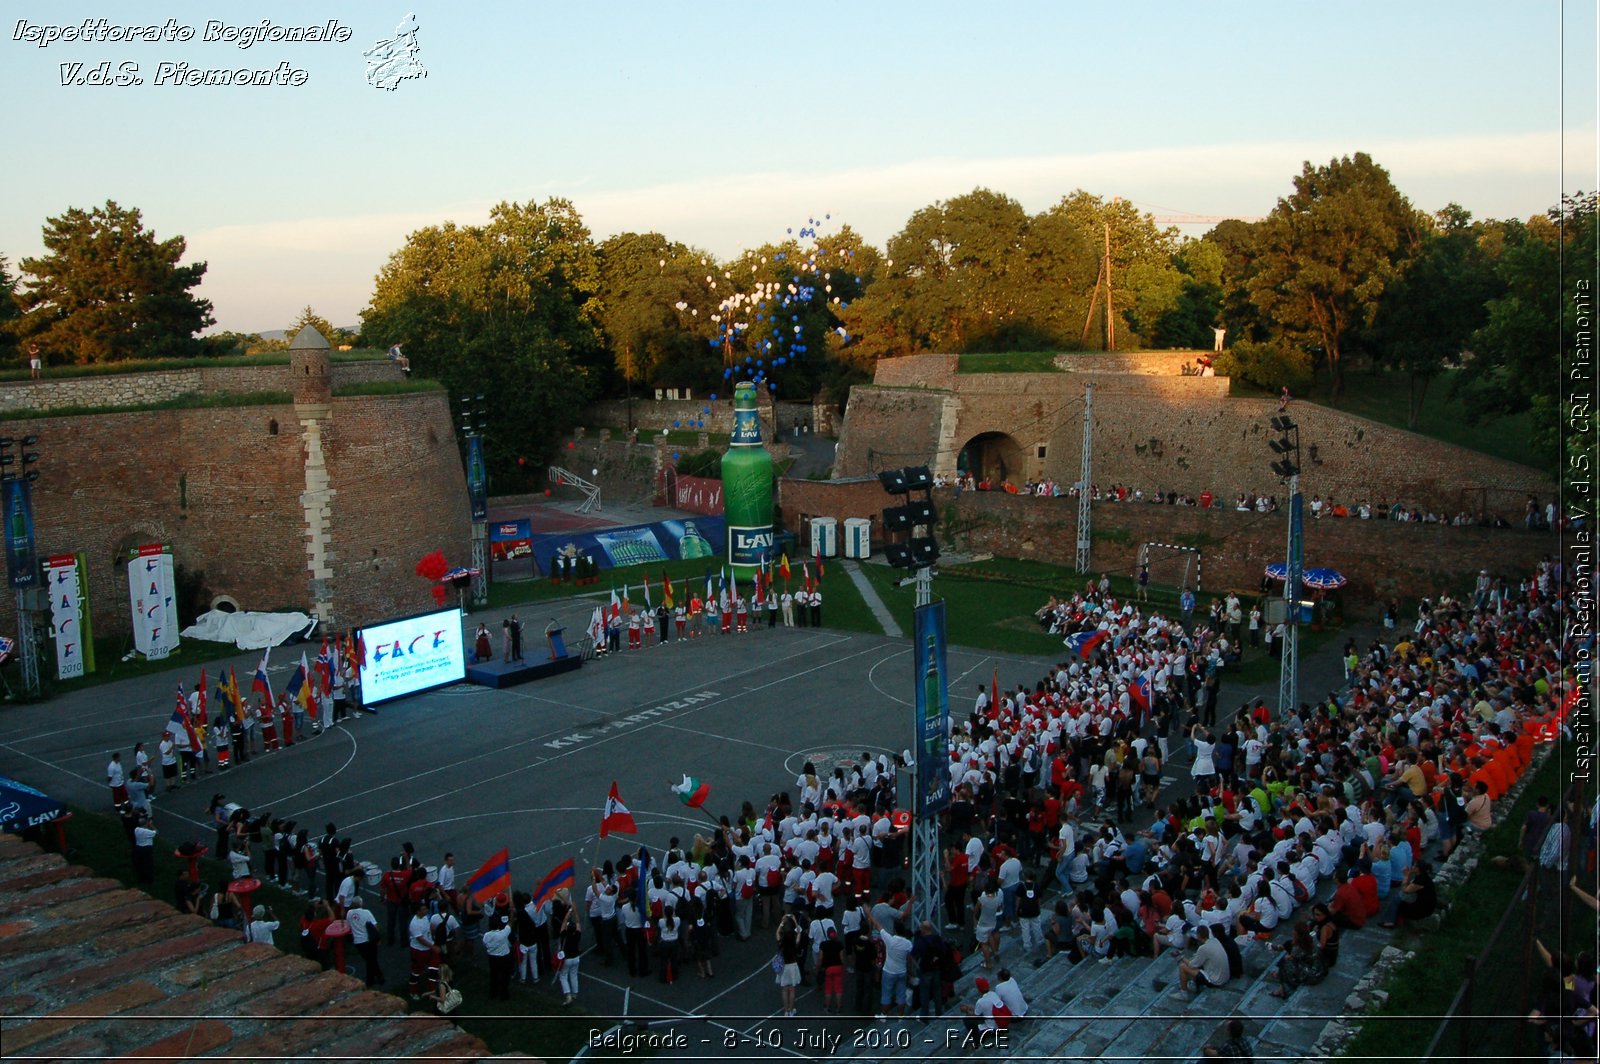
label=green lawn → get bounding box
[956,351,1064,373]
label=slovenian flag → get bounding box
[465,848,512,904]
[600,781,638,838]
[1065,629,1109,660]
[531,858,576,909]
[672,774,711,808]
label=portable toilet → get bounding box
[843,517,872,559]
[810,516,839,557]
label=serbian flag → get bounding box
[531,858,576,909]
[780,551,792,582]
[600,782,638,838]
[251,649,273,704]
[465,848,512,904]
[168,687,200,751]
[672,774,711,808]
[662,571,674,610]
[1065,629,1109,660]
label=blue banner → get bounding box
[529,517,724,575]
[490,519,532,543]
[913,601,952,818]
[2,479,38,590]
[466,436,488,521]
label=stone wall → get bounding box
[0,360,403,414]
[0,389,469,639]
[836,354,1553,516]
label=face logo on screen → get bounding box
[359,609,467,706]
[372,631,448,664]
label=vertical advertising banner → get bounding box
[912,601,952,818]
[127,544,179,660]
[45,553,95,680]
[466,435,488,521]
[2,478,38,590]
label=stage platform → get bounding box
[464,654,581,689]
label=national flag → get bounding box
[803,562,813,593]
[610,586,621,622]
[814,546,825,581]
[194,670,208,726]
[316,637,334,691]
[634,846,653,913]
[530,858,576,909]
[1130,674,1151,714]
[704,570,713,607]
[587,606,605,646]
[465,848,512,904]
[1065,629,1109,660]
[991,667,1001,716]
[251,649,273,704]
[642,573,652,610]
[352,630,367,671]
[752,565,762,604]
[212,671,232,726]
[622,583,631,616]
[600,782,638,838]
[671,774,711,808]
[286,655,311,714]
[662,571,674,610]
[227,666,244,724]
[168,686,200,751]
[780,551,791,582]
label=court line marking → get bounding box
[867,649,913,707]
[337,637,866,834]
[260,727,359,809]
[655,723,793,756]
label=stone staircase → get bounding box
[842,882,1392,1064]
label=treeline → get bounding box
[2,157,1592,484]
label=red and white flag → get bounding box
[600,781,638,838]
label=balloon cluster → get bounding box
[672,213,856,396]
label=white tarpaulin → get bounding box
[181,610,317,650]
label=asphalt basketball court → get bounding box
[0,593,1063,1055]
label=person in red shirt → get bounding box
[1328,867,1367,930]
[1350,865,1381,919]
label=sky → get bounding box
[2,0,1595,333]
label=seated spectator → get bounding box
[1202,1017,1255,1061]
[1177,924,1231,995]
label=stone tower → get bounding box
[290,326,336,624]
[289,325,332,412]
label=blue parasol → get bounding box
[0,776,68,834]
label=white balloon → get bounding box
[591,468,599,476]
[659,259,666,268]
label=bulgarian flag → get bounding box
[600,781,638,837]
[672,774,711,808]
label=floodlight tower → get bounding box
[881,466,943,931]
[1268,416,1303,716]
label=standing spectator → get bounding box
[775,912,804,1016]
[406,900,436,1000]
[28,342,42,379]
[245,903,280,945]
[556,904,583,1004]
[482,908,515,999]
[346,897,383,987]
[107,752,128,808]
[131,812,157,883]
[870,911,914,1021]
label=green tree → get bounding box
[1144,239,1225,349]
[1460,192,1597,475]
[286,305,353,348]
[594,233,721,396]
[361,198,604,483]
[17,200,214,362]
[1369,204,1500,427]
[1245,153,1424,397]
[0,256,20,365]
[1045,192,1180,349]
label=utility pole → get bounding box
[1269,416,1303,716]
[1104,218,1115,351]
[1076,382,1093,573]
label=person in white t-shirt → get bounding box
[346,897,383,987]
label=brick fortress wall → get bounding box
[0,356,468,639]
[775,480,1558,604]
[0,360,403,414]
[835,354,1554,516]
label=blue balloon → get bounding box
[710,392,718,400]
[702,406,710,414]
[673,420,681,428]
[672,452,680,460]
[723,369,732,377]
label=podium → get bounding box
[465,621,581,690]
[547,625,568,660]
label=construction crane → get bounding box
[1147,212,1264,225]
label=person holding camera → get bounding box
[346,897,382,988]
[245,903,280,945]
[131,812,157,884]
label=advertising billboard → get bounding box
[358,607,467,706]
[912,601,952,818]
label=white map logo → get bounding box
[364,13,426,91]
